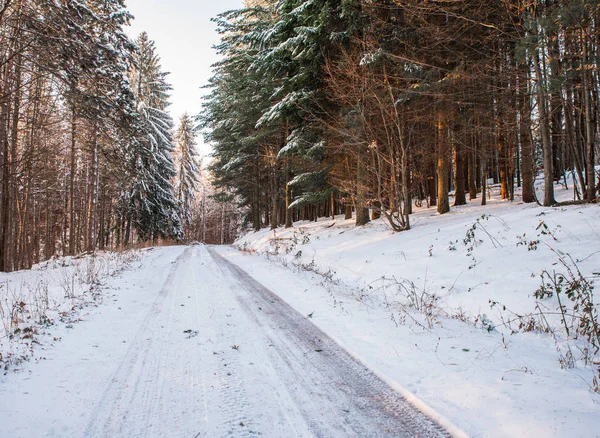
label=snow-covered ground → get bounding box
[0,246,183,435]
[0,180,597,437]
[0,250,143,369]
[231,182,600,437]
[0,245,453,437]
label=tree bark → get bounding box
[453,132,467,206]
[270,163,278,230]
[0,57,12,272]
[344,203,352,220]
[437,114,450,214]
[356,158,370,226]
[583,34,596,201]
[285,159,293,228]
[87,113,99,251]
[68,99,77,254]
[467,133,477,200]
[533,49,555,206]
[520,77,535,204]
[498,119,509,200]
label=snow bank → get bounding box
[0,250,142,370]
[231,182,600,437]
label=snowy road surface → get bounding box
[0,245,453,437]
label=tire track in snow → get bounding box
[206,273,253,436]
[188,245,255,438]
[84,244,455,437]
[84,247,192,437]
[208,247,453,438]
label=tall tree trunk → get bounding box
[355,157,370,226]
[453,132,467,206]
[550,37,564,181]
[436,114,450,214]
[253,162,261,231]
[6,53,21,271]
[533,49,556,206]
[564,85,586,197]
[87,114,99,251]
[285,159,292,228]
[481,163,488,206]
[330,191,335,221]
[467,132,477,200]
[401,144,411,230]
[520,67,535,203]
[0,57,12,272]
[270,162,278,230]
[583,34,596,201]
[69,99,77,254]
[124,214,131,247]
[497,119,509,200]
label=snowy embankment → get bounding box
[229,184,600,437]
[0,250,143,370]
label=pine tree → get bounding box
[205,0,600,239]
[201,6,280,231]
[174,113,200,229]
[252,0,364,222]
[0,0,140,268]
[203,1,366,229]
[127,32,183,242]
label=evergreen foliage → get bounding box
[0,2,187,271]
[175,113,201,228]
[201,0,364,229]
[127,32,183,242]
[203,0,599,234]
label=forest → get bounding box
[1,0,600,272]
[0,0,239,272]
[202,0,599,233]
[1,3,599,433]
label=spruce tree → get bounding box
[175,113,200,229]
[203,1,365,229]
[201,6,280,230]
[128,32,183,242]
[246,0,364,223]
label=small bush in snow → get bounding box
[534,252,599,390]
[491,249,600,392]
[0,250,140,371]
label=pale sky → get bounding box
[125,0,244,156]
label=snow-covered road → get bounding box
[0,245,451,437]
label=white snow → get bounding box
[0,247,183,435]
[0,179,597,437]
[0,245,450,437]
[229,181,600,437]
[0,250,143,369]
